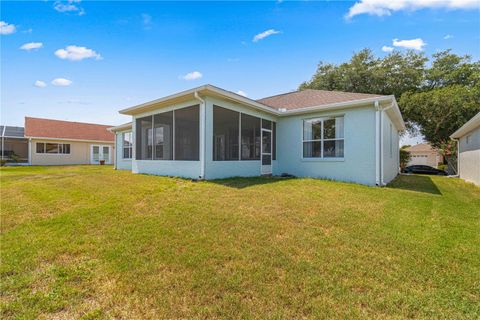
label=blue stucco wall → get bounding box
[275,106,377,186]
[381,111,400,184]
[115,131,132,171]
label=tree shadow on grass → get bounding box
[209,176,295,189]
[387,174,442,195]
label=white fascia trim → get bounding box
[26,136,115,144]
[108,122,132,133]
[450,112,480,139]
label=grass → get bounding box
[1,165,479,319]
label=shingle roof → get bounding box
[257,89,385,111]
[25,117,114,142]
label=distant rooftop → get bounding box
[24,117,114,142]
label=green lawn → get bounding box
[1,166,479,319]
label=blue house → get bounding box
[110,85,405,186]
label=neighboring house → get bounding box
[109,85,405,186]
[405,143,443,168]
[24,117,115,165]
[450,112,480,186]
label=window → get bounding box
[135,105,199,161]
[122,132,133,159]
[136,116,153,160]
[303,116,344,158]
[174,105,199,160]
[36,142,45,153]
[154,112,173,160]
[241,113,260,160]
[35,142,70,154]
[466,135,471,144]
[213,106,239,161]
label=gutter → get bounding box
[194,91,206,179]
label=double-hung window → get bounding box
[122,132,133,159]
[303,116,344,158]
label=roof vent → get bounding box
[278,108,287,112]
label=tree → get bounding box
[400,85,480,148]
[300,49,480,148]
[399,147,411,170]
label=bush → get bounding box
[438,164,447,171]
[0,159,6,167]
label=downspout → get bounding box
[28,138,32,165]
[374,100,381,186]
[194,91,206,179]
[113,132,117,170]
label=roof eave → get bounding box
[450,112,480,139]
[108,122,132,132]
[118,84,280,116]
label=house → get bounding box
[109,85,405,186]
[1,126,29,164]
[405,143,443,168]
[24,117,115,165]
[450,112,480,186]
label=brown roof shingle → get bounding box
[257,89,385,111]
[25,117,114,142]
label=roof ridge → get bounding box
[258,88,385,102]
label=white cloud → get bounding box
[0,21,16,35]
[54,0,85,16]
[20,42,43,51]
[393,38,426,51]
[444,34,454,39]
[236,90,247,97]
[55,45,101,61]
[253,29,281,42]
[52,78,72,86]
[382,45,394,52]
[181,71,202,81]
[346,0,479,18]
[34,80,47,88]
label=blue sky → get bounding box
[1,0,479,145]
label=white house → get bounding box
[450,112,480,186]
[109,85,405,186]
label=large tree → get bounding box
[300,49,480,148]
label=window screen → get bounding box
[213,106,239,161]
[136,116,153,160]
[174,105,199,160]
[241,113,261,160]
[272,122,276,160]
[154,112,173,160]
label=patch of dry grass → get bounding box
[1,166,479,319]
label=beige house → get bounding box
[450,112,480,186]
[25,117,115,166]
[405,143,443,168]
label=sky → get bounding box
[1,0,479,145]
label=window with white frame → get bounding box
[36,142,70,154]
[303,116,344,158]
[122,132,133,159]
